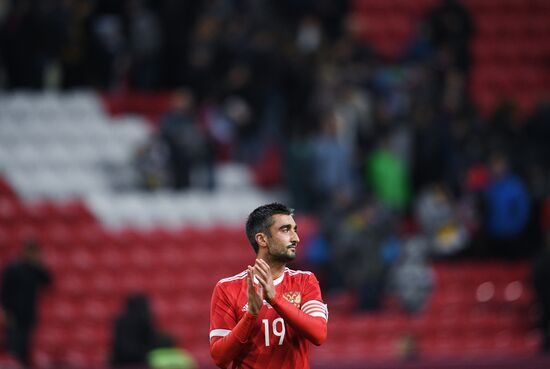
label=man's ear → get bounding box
[255,233,267,248]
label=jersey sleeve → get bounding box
[209,281,258,368]
[300,273,328,321]
[268,272,328,346]
[209,282,237,339]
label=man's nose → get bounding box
[291,230,300,243]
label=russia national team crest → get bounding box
[283,291,302,308]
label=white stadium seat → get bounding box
[0,91,279,227]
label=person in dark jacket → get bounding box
[532,231,550,353]
[110,293,157,368]
[0,239,52,367]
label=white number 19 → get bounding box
[262,318,286,346]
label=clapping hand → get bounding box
[253,259,276,302]
[247,266,263,315]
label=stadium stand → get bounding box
[1,1,549,369]
[353,0,550,116]
[0,93,542,368]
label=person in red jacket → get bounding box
[209,203,328,369]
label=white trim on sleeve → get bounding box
[309,312,328,320]
[209,329,231,341]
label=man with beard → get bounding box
[209,203,328,368]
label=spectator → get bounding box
[526,100,550,172]
[366,134,410,211]
[148,333,197,369]
[110,293,157,368]
[401,21,435,63]
[133,134,171,191]
[486,100,528,171]
[0,0,66,89]
[445,114,484,193]
[484,152,531,257]
[123,0,162,90]
[327,200,399,311]
[222,94,256,162]
[183,15,223,100]
[427,0,474,73]
[411,105,447,193]
[157,0,201,88]
[525,100,550,206]
[159,89,213,190]
[396,331,419,362]
[390,236,434,313]
[58,0,95,89]
[532,230,550,353]
[89,13,126,90]
[295,15,322,55]
[220,61,266,163]
[415,182,470,256]
[0,239,52,367]
[284,127,316,212]
[310,111,355,211]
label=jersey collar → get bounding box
[253,268,287,286]
[273,268,287,286]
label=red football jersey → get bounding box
[209,267,328,369]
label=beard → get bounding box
[267,244,296,263]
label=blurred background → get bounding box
[0,0,549,368]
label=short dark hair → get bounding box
[246,202,294,253]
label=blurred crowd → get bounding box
[1,0,550,345]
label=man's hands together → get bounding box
[246,265,263,315]
[246,259,276,315]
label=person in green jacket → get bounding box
[148,333,197,369]
[366,135,410,210]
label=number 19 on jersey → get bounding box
[262,318,286,346]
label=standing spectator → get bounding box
[390,236,434,313]
[89,12,126,90]
[427,0,474,73]
[148,333,197,369]
[366,134,410,211]
[0,0,63,89]
[327,200,398,311]
[411,104,448,192]
[159,89,213,190]
[484,152,531,257]
[415,183,470,256]
[58,0,95,89]
[123,0,162,90]
[110,293,157,368]
[133,133,171,191]
[284,127,315,212]
[310,111,355,211]
[0,239,52,367]
[532,230,550,353]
